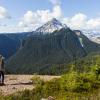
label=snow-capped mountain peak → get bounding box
[35,18,68,33]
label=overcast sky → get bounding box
[0,0,100,33]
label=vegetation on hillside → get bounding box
[1,53,100,100]
[0,66,100,100]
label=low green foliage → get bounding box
[17,66,100,99]
[0,68,100,100]
[1,53,100,100]
[31,75,44,85]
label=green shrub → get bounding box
[1,66,100,100]
[31,75,44,86]
[91,65,100,79]
[61,71,100,92]
[41,78,61,96]
[61,71,78,91]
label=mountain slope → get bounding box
[6,28,97,74]
[6,19,100,74]
[74,30,100,53]
[0,32,32,59]
[0,34,20,59]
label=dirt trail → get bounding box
[0,75,60,95]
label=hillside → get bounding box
[73,51,100,72]
[0,32,32,59]
[0,34,20,59]
[6,28,100,74]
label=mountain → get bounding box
[0,34,20,59]
[83,31,100,44]
[5,19,100,74]
[35,18,68,34]
[6,26,100,74]
[74,30,100,53]
[0,32,31,59]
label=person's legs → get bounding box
[0,71,1,83]
[1,71,4,84]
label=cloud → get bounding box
[62,13,100,31]
[62,13,87,29]
[18,5,100,32]
[2,11,100,33]
[1,2,100,33]
[87,18,100,30]
[0,24,37,33]
[0,6,11,19]
[18,5,62,28]
[18,11,39,28]
[49,0,61,5]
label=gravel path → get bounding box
[0,75,60,95]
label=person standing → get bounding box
[0,55,5,86]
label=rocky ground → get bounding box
[0,75,60,95]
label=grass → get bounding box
[1,66,100,100]
[1,53,100,100]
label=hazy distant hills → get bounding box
[0,32,32,59]
[0,34,20,59]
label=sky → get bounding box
[0,0,100,33]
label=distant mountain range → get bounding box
[83,31,100,44]
[5,18,100,74]
[0,32,32,59]
[0,34,20,59]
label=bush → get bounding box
[61,71,78,91]
[31,75,44,86]
[42,78,61,96]
[91,65,100,79]
[60,71,100,92]
[1,66,100,100]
